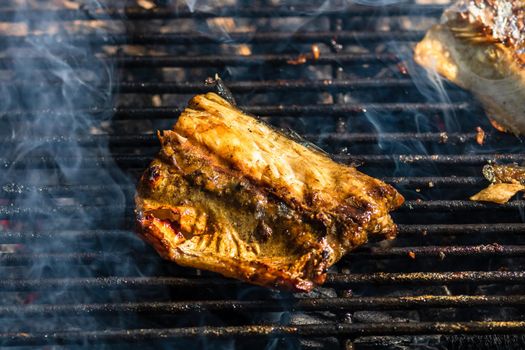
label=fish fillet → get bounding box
[135,93,404,291]
[414,0,525,134]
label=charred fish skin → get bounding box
[414,0,525,135]
[135,93,404,292]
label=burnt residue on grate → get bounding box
[0,0,525,349]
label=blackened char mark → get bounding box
[333,197,373,228]
[205,74,237,106]
[304,188,322,208]
[255,220,273,242]
[367,183,391,201]
[138,164,162,195]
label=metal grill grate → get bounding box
[1,1,525,349]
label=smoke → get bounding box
[350,0,410,5]
[0,0,167,346]
[184,0,199,13]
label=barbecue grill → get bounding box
[2,0,525,349]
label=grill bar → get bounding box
[400,200,525,211]
[117,78,416,93]
[397,223,525,235]
[0,230,132,243]
[0,53,400,69]
[0,31,424,46]
[354,244,525,258]
[2,271,525,292]
[247,102,470,116]
[0,102,470,121]
[3,245,525,266]
[2,322,525,346]
[328,271,525,285]
[0,5,446,22]
[2,295,525,318]
[0,277,237,291]
[347,154,525,165]
[7,78,415,93]
[0,205,128,219]
[0,184,136,196]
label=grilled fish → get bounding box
[135,93,404,291]
[414,0,525,134]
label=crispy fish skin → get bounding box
[470,183,525,204]
[471,164,525,204]
[414,1,525,135]
[135,93,404,291]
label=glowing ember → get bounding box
[475,126,485,145]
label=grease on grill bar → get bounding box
[3,322,525,347]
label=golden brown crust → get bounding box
[470,183,525,204]
[177,93,403,235]
[135,93,404,291]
